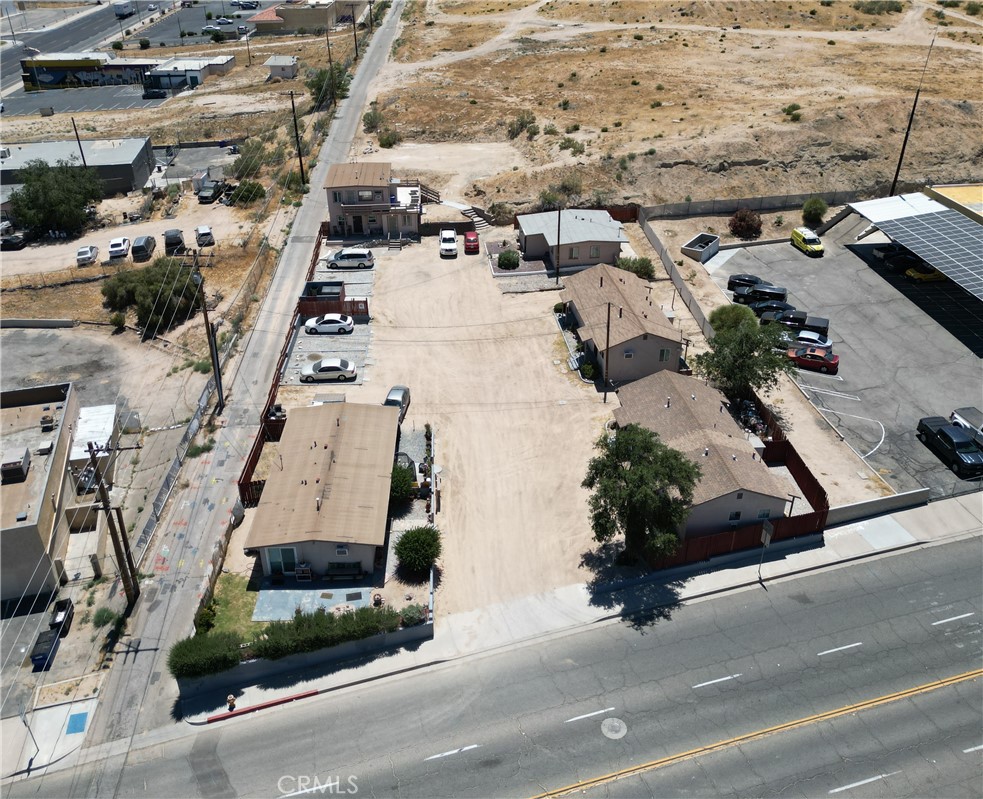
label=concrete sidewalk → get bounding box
[184,492,981,725]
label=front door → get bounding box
[352,215,364,234]
[268,547,297,575]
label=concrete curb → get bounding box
[190,531,978,724]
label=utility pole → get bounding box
[193,260,225,415]
[287,91,307,186]
[87,443,140,606]
[367,0,374,32]
[244,30,252,67]
[554,203,563,285]
[5,9,17,41]
[71,118,88,167]
[348,3,358,60]
[603,302,611,403]
[890,31,936,196]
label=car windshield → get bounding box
[804,236,820,245]
[953,440,979,454]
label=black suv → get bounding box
[727,273,765,292]
[142,88,167,100]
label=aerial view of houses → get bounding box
[0,1,980,797]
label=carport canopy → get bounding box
[850,193,983,301]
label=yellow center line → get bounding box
[528,668,983,799]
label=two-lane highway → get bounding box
[10,537,981,798]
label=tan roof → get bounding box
[324,162,391,190]
[245,403,399,551]
[560,264,682,349]
[614,372,788,505]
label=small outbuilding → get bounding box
[264,55,299,80]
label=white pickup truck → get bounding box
[950,407,983,447]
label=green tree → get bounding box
[9,159,103,237]
[101,257,200,339]
[231,139,267,178]
[306,64,350,109]
[615,256,655,280]
[802,197,828,226]
[582,424,701,561]
[395,526,442,576]
[389,464,415,506]
[693,320,795,399]
[229,180,266,205]
[363,108,384,132]
[708,303,756,334]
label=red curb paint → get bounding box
[205,689,319,723]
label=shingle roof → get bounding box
[614,372,788,505]
[244,403,399,550]
[325,162,391,190]
[518,209,627,248]
[560,263,681,348]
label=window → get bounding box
[757,509,772,519]
[659,348,671,362]
[357,190,374,202]
[624,351,634,360]
[403,215,410,226]
[570,246,580,258]
[368,215,377,226]
[268,547,297,574]
[344,190,356,203]
[729,511,742,522]
[331,191,342,203]
[736,492,744,500]
[590,245,600,258]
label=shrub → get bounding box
[553,301,566,314]
[93,607,117,628]
[362,109,384,132]
[139,38,151,50]
[507,110,536,139]
[565,123,580,133]
[109,312,126,331]
[252,606,401,661]
[526,123,539,139]
[852,0,902,12]
[580,362,597,380]
[102,257,199,338]
[194,602,216,633]
[112,41,123,51]
[378,129,402,148]
[167,632,242,679]
[395,525,442,575]
[229,180,265,205]
[802,197,828,226]
[615,256,655,280]
[401,604,426,626]
[544,124,559,135]
[782,103,801,115]
[729,208,763,239]
[390,464,415,506]
[966,1,981,14]
[558,173,583,196]
[498,249,520,270]
[789,111,802,122]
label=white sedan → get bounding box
[780,329,833,351]
[76,245,99,266]
[305,314,354,335]
[108,237,130,259]
[301,358,357,383]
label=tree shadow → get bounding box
[580,542,689,632]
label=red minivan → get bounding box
[464,231,479,254]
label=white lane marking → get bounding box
[963,744,983,753]
[692,673,742,689]
[817,642,863,657]
[932,612,975,626]
[799,385,859,399]
[829,771,901,794]
[564,707,616,723]
[797,372,845,382]
[424,744,480,761]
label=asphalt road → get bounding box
[711,215,983,498]
[10,538,981,798]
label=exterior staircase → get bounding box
[418,181,441,204]
[462,207,491,231]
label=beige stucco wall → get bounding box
[592,336,682,383]
[684,490,787,538]
[259,541,375,576]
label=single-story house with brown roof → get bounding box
[615,371,789,538]
[517,209,627,271]
[243,402,399,579]
[560,263,684,383]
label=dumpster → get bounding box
[49,598,75,638]
[31,629,60,671]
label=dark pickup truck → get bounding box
[916,417,983,478]
[760,309,830,336]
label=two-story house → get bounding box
[324,162,433,239]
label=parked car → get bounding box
[749,299,796,318]
[779,329,833,351]
[198,181,225,204]
[949,407,983,447]
[872,242,906,261]
[787,346,839,375]
[917,417,983,477]
[905,264,947,283]
[239,0,259,7]
[237,24,249,34]
[383,385,411,423]
[216,17,233,24]
[301,358,357,383]
[108,237,130,259]
[142,88,166,99]
[727,273,765,292]
[76,245,99,266]
[439,229,458,257]
[884,253,924,273]
[147,3,158,10]
[1,235,26,251]
[791,226,824,256]
[131,235,156,262]
[326,247,373,269]
[195,225,215,247]
[760,310,830,336]
[733,283,788,304]
[201,24,221,33]
[163,229,185,255]
[304,314,354,335]
[464,231,480,254]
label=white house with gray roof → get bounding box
[517,209,627,270]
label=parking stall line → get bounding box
[798,385,858,399]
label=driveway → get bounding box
[708,214,983,497]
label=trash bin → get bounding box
[49,598,75,638]
[31,629,60,671]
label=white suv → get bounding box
[439,229,458,257]
[326,247,374,269]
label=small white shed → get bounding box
[264,55,299,80]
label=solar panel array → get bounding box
[877,210,983,301]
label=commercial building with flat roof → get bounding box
[20,52,161,91]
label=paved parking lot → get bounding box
[131,5,252,46]
[279,250,379,387]
[1,84,166,116]
[708,213,983,497]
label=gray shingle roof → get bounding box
[518,209,628,248]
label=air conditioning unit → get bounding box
[335,546,348,557]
